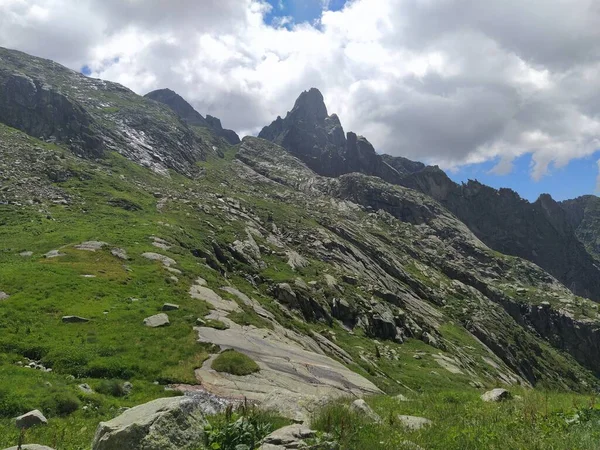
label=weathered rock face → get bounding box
[0,47,213,176]
[92,395,225,450]
[561,195,600,262]
[401,172,600,301]
[145,88,240,145]
[0,71,103,157]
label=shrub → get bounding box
[96,379,127,397]
[42,392,81,416]
[211,350,259,376]
[204,405,282,450]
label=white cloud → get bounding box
[1,0,600,181]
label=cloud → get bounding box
[1,0,600,181]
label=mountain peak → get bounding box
[290,88,328,122]
[145,88,208,128]
[145,88,240,145]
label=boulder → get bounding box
[397,415,432,431]
[481,388,511,402]
[144,313,170,328]
[78,383,94,394]
[0,292,9,300]
[111,248,129,260]
[44,250,64,258]
[349,399,381,423]
[75,241,108,251]
[395,394,410,402]
[15,410,47,429]
[62,316,90,323]
[141,253,176,267]
[259,424,316,450]
[162,303,180,311]
[92,395,226,450]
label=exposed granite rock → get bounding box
[92,394,226,450]
[481,388,512,402]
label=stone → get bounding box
[79,383,94,394]
[162,303,180,311]
[142,252,177,267]
[481,388,512,402]
[15,410,47,429]
[91,395,226,450]
[123,382,133,394]
[0,292,9,300]
[111,248,129,260]
[395,394,410,402]
[62,316,90,323]
[19,251,33,257]
[259,424,316,450]
[144,313,170,328]
[397,415,432,431]
[44,250,64,258]
[75,241,108,251]
[349,399,381,423]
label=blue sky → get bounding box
[448,153,600,202]
[264,0,346,25]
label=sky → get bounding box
[1,0,600,202]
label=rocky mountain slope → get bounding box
[145,88,240,145]
[260,88,600,301]
[2,46,600,449]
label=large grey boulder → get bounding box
[92,395,226,450]
[259,424,316,450]
[15,410,47,429]
[481,388,511,402]
[143,313,169,328]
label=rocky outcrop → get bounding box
[0,47,212,176]
[561,195,600,261]
[404,175,600,301]
[145,88,240,145]
[92,395,226,450]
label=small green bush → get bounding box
[211,350,259,376]
[96,379,127,397]
[42,392,81,416]
[204,405,286,450]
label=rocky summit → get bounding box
[2,46,600,449]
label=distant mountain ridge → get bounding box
[259,88,600,300]
[145,88,240,145]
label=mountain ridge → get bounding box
[259,87,600,300]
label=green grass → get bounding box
[312,390,600,450]
[211,350,260,376]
